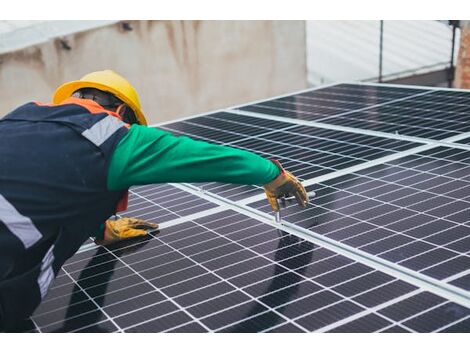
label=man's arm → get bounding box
[107,124,280,190]
[97,125,308,245]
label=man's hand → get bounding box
[95,217,159,246]
[263,160,309,212]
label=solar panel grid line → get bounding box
[158,127,422,198]
[123,198,214,220]
[235,84,470,141]
[159,217,466,332]
[355,80,470,94]
[128,188,197,211]
[255,94,470,129]
[375,325,414,333]
[149,82,342,129]
[36,306,107,333]
[60,266,123,333]
[260,322,302,333]
[226,250,341,285]
[358,153,470,182]
[434,315,470,333]
[237,130,470,207]
[229,109,438,144]
[69,319,118,333]
[225,133,400,165]
[105,235,310,333]
[161,118,297,147]
[179,258,402,333]
[39,223,342,330]
[261,174,470,275]
[359,101,470,122]
[312,172,470,239]
[444,269,470,284]
[168,117,420,162]
[236,84,430,115]
[127,189,201,220]
[124,191,200,212]
[76,207,238,270]
[159,125,260,150]
[126,189,200,209]
[304,201,467,272]
[237,143,443,206]
[316,289,422,333]
[129,183,176,196]
[201,113,305,133]
[182,115,290,136]
[377,300,451,333]
[155,206,230,229]
[247,89,434,123]
[141,216,423,332]
[30,212,466,330]
[258,91,470,116]
[162,321,207,333]
[253,126,416,154]
[229,108,470,152]
[111,302,191,333]
[175,183,470,308]
[30,318,42,333]
[34,283,154,324]
[97,245,213,332]
[249,281,407,333]
[76,186,228,255]
[312,160,470,235]
[246,96,361,117]
[282,219,470,308]
[317,112,465,138]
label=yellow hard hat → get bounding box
[53,70,148,126]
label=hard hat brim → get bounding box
[53,80,148,126]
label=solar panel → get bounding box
[8,82,470,333]
[236,84,470,140]
[20,211,470,332]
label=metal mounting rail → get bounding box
[174,182,470,309]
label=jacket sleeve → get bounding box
[106,125,280,191]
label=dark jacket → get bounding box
[0,98,128,330]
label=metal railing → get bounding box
[376,20,459,87]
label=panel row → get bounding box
[17,210,470,333]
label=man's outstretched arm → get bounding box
[107,124,281,190]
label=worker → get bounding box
[0,70,308,330]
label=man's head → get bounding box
[52,70,148,126]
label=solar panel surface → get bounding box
[8,82,470,333]
[237,84,470,140]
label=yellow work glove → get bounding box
[95,217,159,246]
[263,160,309,212]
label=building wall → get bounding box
[0,20,307,124]
[455,21,470,89]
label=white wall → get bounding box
[0,20,307,123]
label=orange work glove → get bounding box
[95,217,158,246]
[263,160,309,212]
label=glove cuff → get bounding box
[264,159,287,191]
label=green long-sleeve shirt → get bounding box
[107,124,280,191]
